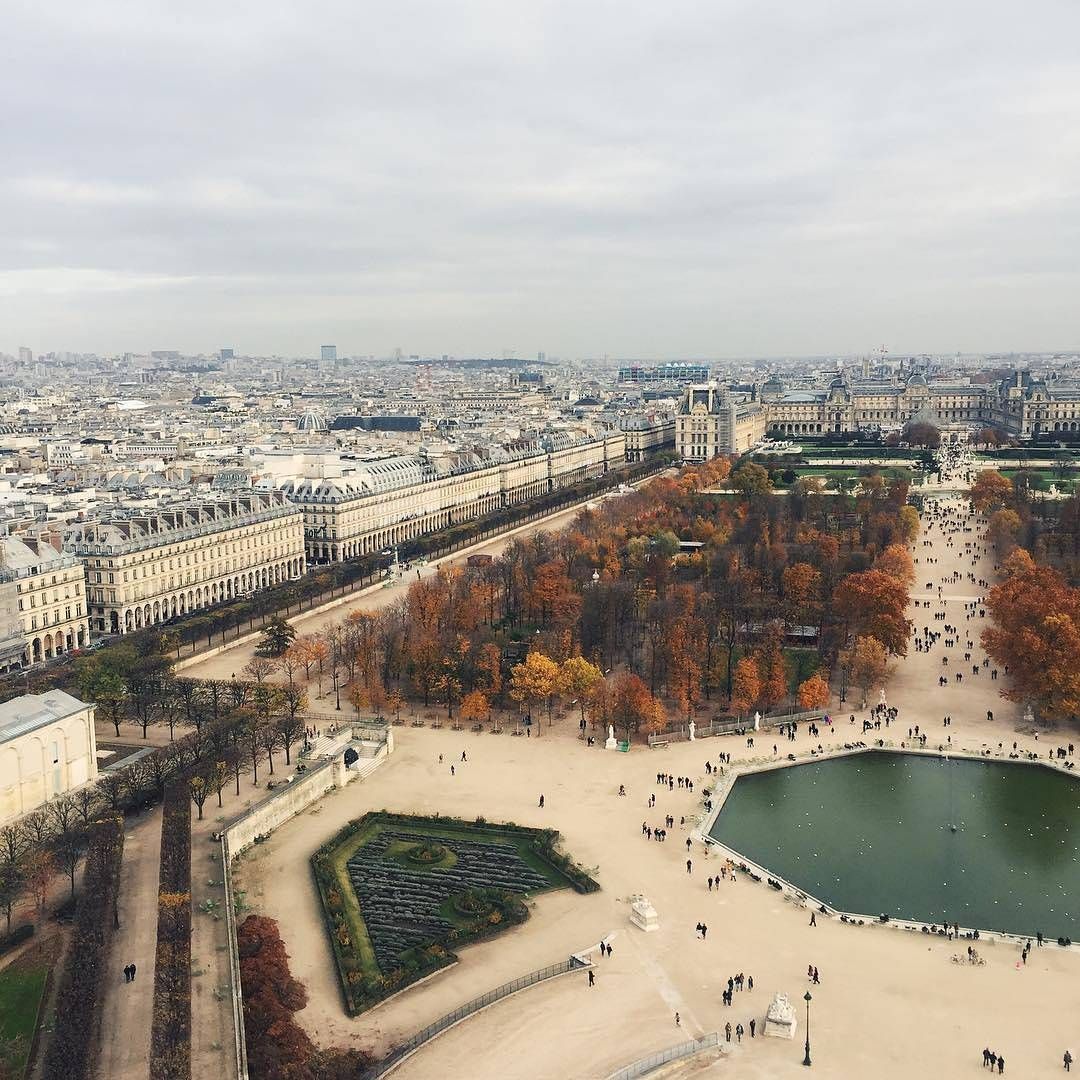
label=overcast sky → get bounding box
[2,1,1078,359]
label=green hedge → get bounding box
[311,811,598,1015]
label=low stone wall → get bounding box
[226,759,340,855]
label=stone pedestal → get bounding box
[605,724,618,750]
[764,992,797,1039]
[629,894,659,932]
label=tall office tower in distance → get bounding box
[321,345,337,362]
[220,347,234,362]
[18,346,32,364]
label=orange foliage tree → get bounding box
[982,559,1080,719]
[731,656,762,715]
[796,672,830,710]
[832,569,910,655]
[968,470,1013,513]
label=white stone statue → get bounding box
[606,724,618,750]
[688,719,696,741]
[754,711,761,731]
[764,992,797,1039]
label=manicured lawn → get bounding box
[0,958,49,1077]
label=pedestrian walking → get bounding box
[686,859,692,874]
[588,969,595,987]
[736,1023,744,1043]
[538,794,545,808]
[750,1019,756,1038]
[810,910,816,927]
[675,1012,680,1027]
[1064,1049,1073,1072]
[725,1022,732,1043]
[129,962,136,981]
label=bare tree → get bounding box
[53,826,87,897]
[45,794,79,836]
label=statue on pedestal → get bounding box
[764,992,797,1039]
[688,720,696,741]
[605,724,618,750]
[754,711,761,732]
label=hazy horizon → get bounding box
[3,1,1078,359]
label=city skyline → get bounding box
[3,2,1079,357]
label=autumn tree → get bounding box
[753,626,790,711]
[459,690,490,727]
[839,635,889,707]
[874,543,916,586]
[968,470,1014,513]
[832,569,910,655]
[509,652,561,731]
[730,656,762,715]
[796,672,830,710]
[982,560,1080,719]
[986,508,1022,552]
[560,656,603,728]
[610,672,661,741]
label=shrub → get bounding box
[149,780,192,1080]
[0,922,33,956]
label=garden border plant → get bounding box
[310,811,598,1016]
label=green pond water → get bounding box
[708,752,1080,938]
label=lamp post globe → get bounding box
[803,991,812,1067]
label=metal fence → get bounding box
[368,956,590,1078]
[608,1032,719,1080]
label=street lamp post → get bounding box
[803,991,812,1067]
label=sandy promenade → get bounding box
[233,473,1080,1078]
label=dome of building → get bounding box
[297,410,327,433]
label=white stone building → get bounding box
[0,534,90,670]
[0,691,98,826]
[65,491,305,635]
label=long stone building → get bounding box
[65,491,305,635]
[760,370,1080,439]
[0,535,90,671]
[281,432,627,564]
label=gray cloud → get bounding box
[1,0,1078,357]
